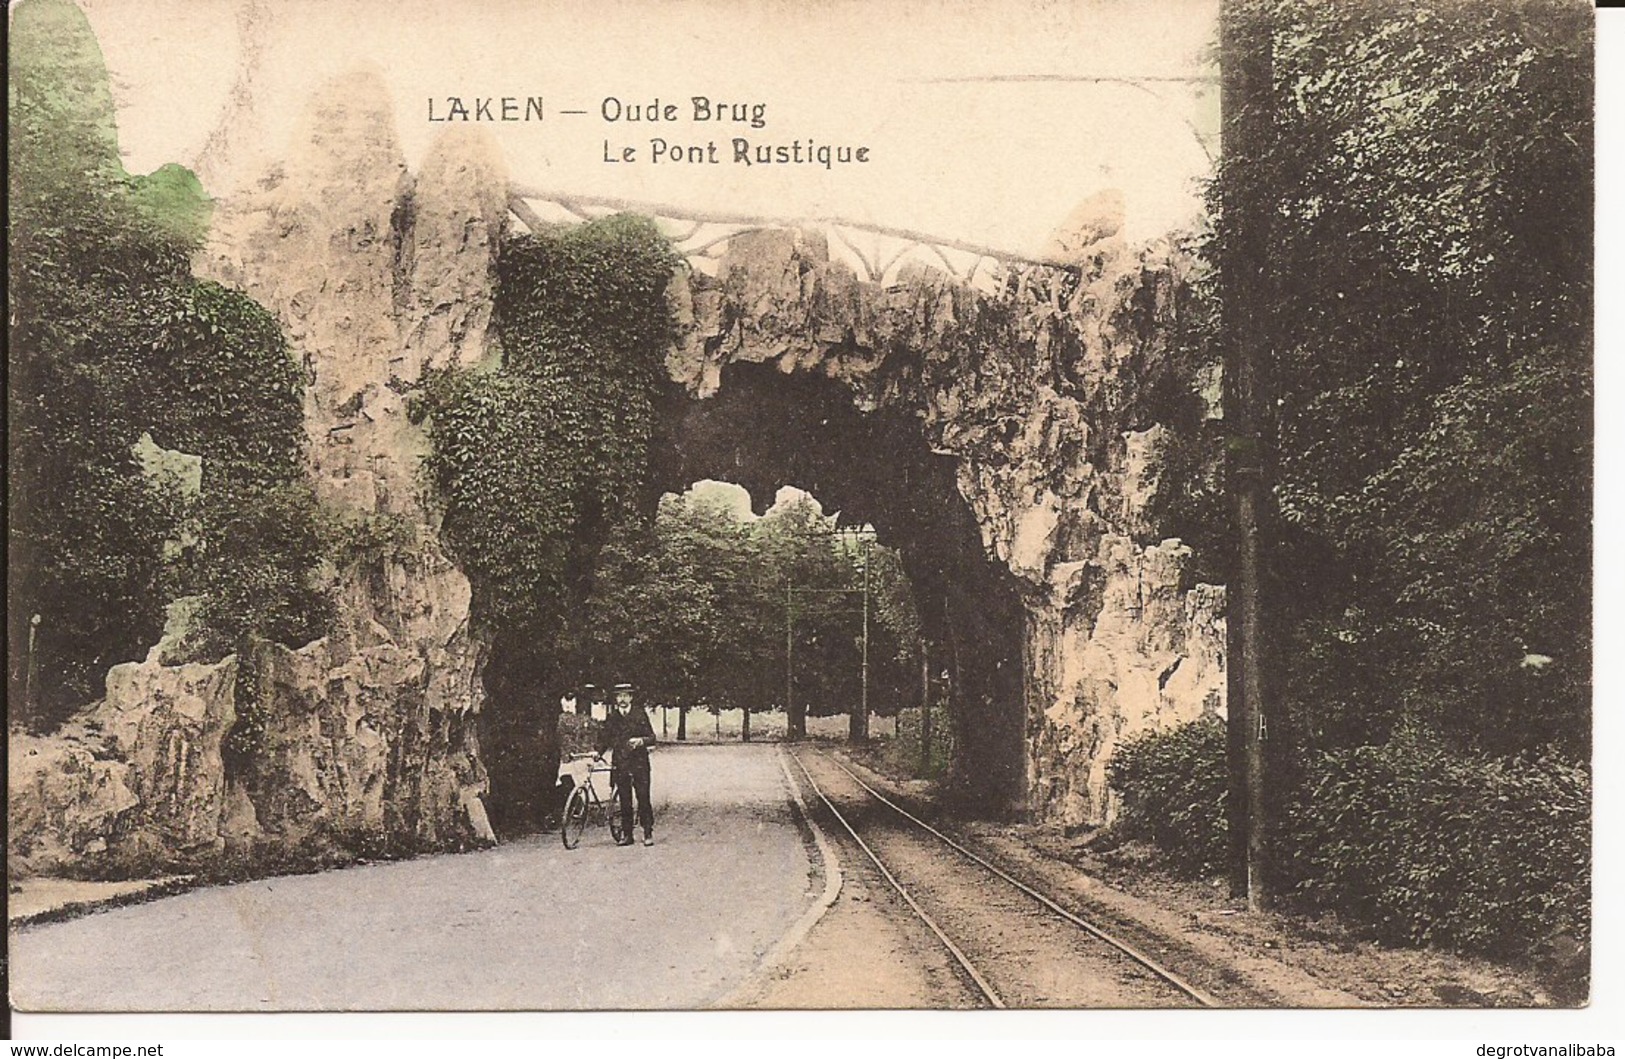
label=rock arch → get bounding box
[9,72,1223,876]
[651,226,1226,819]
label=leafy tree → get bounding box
[8,0,322,727]
[866,542,926,714]
[584,496,724,711]
[9,0,188,719]
[1211,0,1592,757]
[758,495,864,719]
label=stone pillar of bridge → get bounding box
[192,68,507,854]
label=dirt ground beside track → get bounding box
[836,741,1580,1010]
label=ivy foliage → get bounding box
[8,0,324,727]
[415,215,681,656]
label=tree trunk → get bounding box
[741,705,752,743]
[853,543,870,745]
[677,704,688,741]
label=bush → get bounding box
[1282,735,1590,958]
[889,705,953,780]
[1107,716,1229,876]
[1108,719,1591,962]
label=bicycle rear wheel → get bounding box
[561,786,589,849]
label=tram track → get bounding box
[785,745,1220,1009]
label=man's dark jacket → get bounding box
[595,706,657,770]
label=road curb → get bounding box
[713,744,844,1008]
[8,876,199,930]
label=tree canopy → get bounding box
[583,485,922,716]
[1211,0,1591,756]
[8,0,324,727]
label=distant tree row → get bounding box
[581,485,922,730]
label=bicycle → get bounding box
[560,753,628,849]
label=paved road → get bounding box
[10,744,819,1011]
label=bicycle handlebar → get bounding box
[564,751,614,773]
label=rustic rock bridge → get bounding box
[10,68,1224,879]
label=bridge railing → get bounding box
[507,185,1061,287]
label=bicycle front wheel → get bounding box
[561,786,589,849]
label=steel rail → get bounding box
[785,749,1006,1009]
[811,748,1221,1008]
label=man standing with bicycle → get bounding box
[594,682,657,846]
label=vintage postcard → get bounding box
[6,0,1601,1041]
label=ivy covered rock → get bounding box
[9,57,503,876]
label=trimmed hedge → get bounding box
[1108,720,1591,959]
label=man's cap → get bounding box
[613,682,634,691]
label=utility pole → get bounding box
[785,579,802,739]
[919,645,932,774]
[1220,0,1275,912]
[852,538,870,744]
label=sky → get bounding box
[77,0,1219,256]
